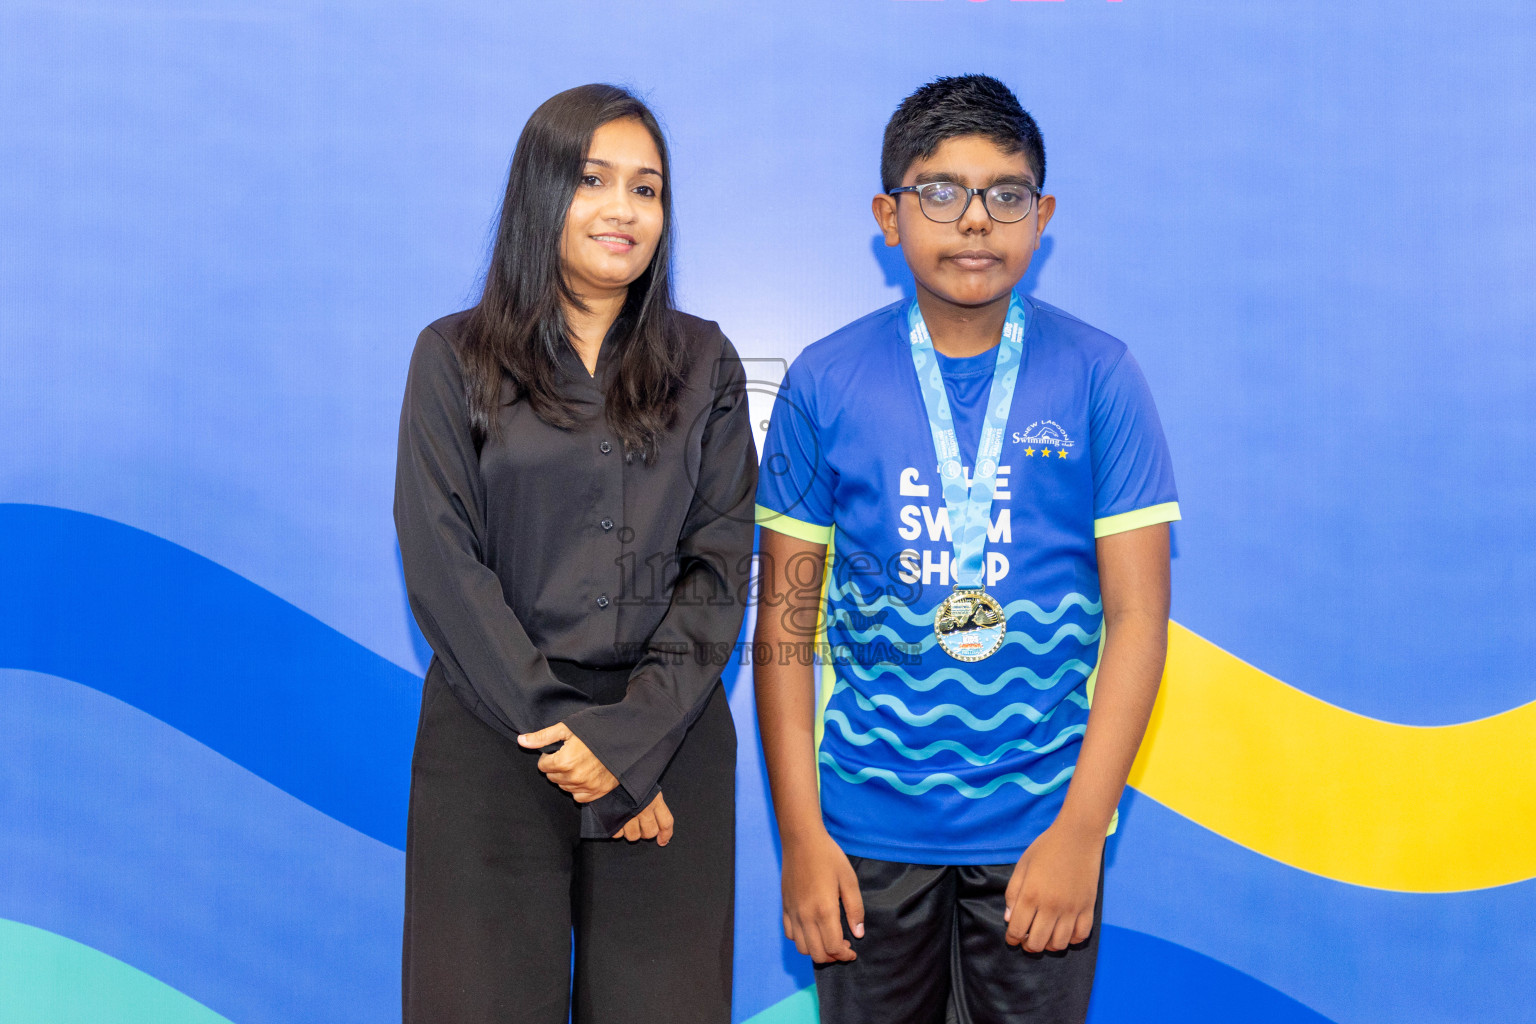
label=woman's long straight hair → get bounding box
[461,84,684,457]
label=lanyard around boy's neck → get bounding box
[906,293,1027,592]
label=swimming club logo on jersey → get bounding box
[1012,419,1074,459]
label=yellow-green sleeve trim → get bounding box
[755,503,833,545]
[1093,501,1182,539]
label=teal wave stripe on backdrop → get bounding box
[0,920,233,1024]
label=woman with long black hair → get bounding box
[394,84,755,1023]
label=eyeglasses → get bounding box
[887,181,1040,224]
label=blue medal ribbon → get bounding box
[907,293,1027,590]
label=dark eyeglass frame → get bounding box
[887,181,1041,224]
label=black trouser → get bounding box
[403,661,736,1024]
[814,855,1103,1024]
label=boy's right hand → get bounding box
[782,829,865,963]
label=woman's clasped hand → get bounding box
[517,722,620,802]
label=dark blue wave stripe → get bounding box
[0,667,402,1024]
[1090,926,1336,1024]
[0,503,421,849]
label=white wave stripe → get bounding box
[832,680,1081,731]
[844,657,1095,694]
[827,577,1102,628]
[819,751,1077,798]
[823,709,1086,764]
[832,613,1102,655]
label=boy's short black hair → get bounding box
[880,75,1045,192]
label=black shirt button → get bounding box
[596,595,610,609]
[601,518,614,531]
[599,440,612,454]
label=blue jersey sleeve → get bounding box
[1089,350,1181,537]
[755,359,835,545]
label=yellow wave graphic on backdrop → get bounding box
[1128,623,1536,893]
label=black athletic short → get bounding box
[814,854,1102,1024]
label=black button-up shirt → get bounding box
[394,309,757,835]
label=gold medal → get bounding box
[934,587,1006,662]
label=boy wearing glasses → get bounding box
[754,75,1179,1023]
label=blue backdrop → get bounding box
[1,2,1533,1022]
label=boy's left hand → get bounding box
[1004,820,1103,952]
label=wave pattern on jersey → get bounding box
[820,574,1099,801]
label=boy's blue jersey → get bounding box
[756,295,1180,865]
